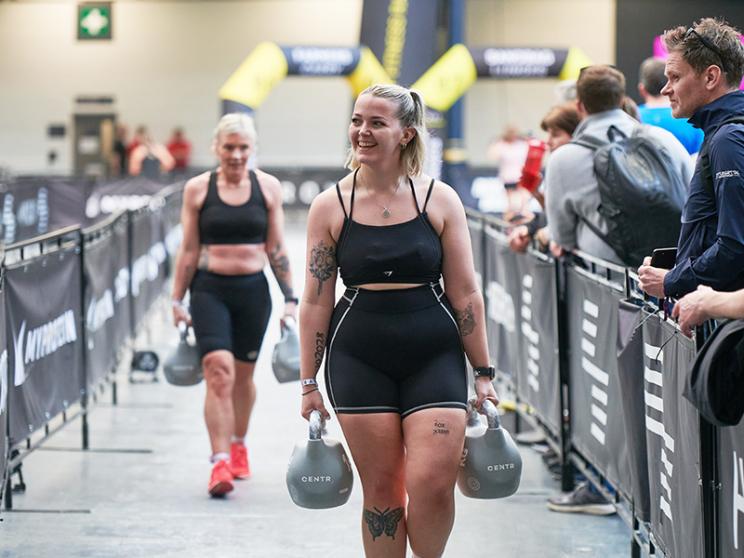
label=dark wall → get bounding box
[616,1,744,102]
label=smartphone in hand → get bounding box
[650,247,677,269]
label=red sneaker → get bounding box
[208,460,234,497]
[229,442,251,479]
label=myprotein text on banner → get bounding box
[6,246,84,443]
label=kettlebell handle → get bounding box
[177,321,189,341]
[467,399,501,429]
[309,410,324,440]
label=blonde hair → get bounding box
[345,84,427,177]
[213,112,257,145]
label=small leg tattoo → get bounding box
[454,302,476,336]
[363,507,404,541]
[433,419,450,435]
[309,240,335,296]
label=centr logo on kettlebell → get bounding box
[487,463,516,472]
[301,475,333,482]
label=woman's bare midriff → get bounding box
[200,243,267,275]
[352,283,426,291]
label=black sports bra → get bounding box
[335,170,442,286]
[198,170,268,245]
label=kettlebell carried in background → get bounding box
[457,399,522,499]
[163,322,203,386]
[272,317,301,383]
[286,410,354,509]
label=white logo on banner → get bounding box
[581,297,608,446]
[0,350,7,415]
[131,242,166,297]
[733,450,744,549]
[486,280,515,332]
[85,194,151,219]
[114,267,130,303]
[165,224,183,258]
[520,274,540,393]
[290,47,353,74]
[13,311,78,387]
[644,342,675,522]
[87,290,115,332]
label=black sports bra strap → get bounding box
[349,168,358,219]
[409,177,421,214]
[208,171,218,200]
[335,183,348,219]
[422,179,435,212]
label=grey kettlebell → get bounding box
[286,410,354,509]
[457,399,522,499]
[163,322,203,386]
[272,317,301,383]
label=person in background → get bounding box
[127,125,147,160]
[111,123,129,177]
[167,127,193,173]
[487,124,529,217]
[171,113,297,497]
[508,102,580,254]
[673,285,744,336]
[129,132,176,180]
[638,18,744,300]
[637,57,704,155]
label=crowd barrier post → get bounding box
[78,229,90,451]
[555,258,574,492]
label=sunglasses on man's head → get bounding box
[684,27,729,74]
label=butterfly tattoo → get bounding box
[363,506,404,540]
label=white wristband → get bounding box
[301,378,318,387]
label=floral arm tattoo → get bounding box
[268,242,294,298]
[309,240,335,296]
[454,302,476,336]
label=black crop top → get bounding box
[335,171,442,286]
[198,170,268,245]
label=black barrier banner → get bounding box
[359,0,439,86]
[160,190,184,277]
[484,226,521,384]
[85,176,168,223]
[642,312,702,558]
[130,208,167,331]
[6,247,83,443]
[467,216,484,291]
[263,167,346,208]
[515,254,560,436]
[719,418,744,557]
[1,177,89,245]
[616,300,651,522]
[84,217,131,387]
[565,267,631,498]
[0,288,7,499]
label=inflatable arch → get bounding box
[220,42,591,114]
[219,42,392,112]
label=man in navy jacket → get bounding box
[639,18,744,299]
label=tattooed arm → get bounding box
[299,189,342,421]
[171,175,208,326]
[259,170,297,317]
[432,182,497,407]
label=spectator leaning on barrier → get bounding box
[639,18,744,300]
[638,57,704,155]
[673,285,744,337]
[508,103,580,254]
[545,65,692,264]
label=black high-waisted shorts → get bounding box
[190,269,272,362]
[325,283,468,418]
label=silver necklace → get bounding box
[367,180,401,219]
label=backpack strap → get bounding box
[571,134,608,151]
[698,116,744,197]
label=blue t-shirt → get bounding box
[638,105,704,154]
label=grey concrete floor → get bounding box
[0,220,632,557]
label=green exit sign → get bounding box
[78,2,112,40]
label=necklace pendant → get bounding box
[382,208,391,219]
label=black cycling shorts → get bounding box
[325,283,468,418]
[190,270,272,362]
